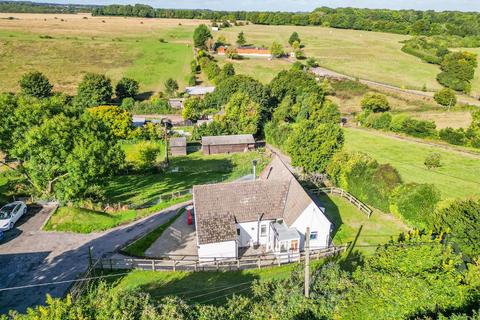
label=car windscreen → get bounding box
[0,204,16,220]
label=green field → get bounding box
[0,14,195,93]
[216,25,443,92]
[120,140,166,165]
[344,128,480,199]
[45,150,268,232]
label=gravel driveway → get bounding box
[0,201,190,314]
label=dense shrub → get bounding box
[19,71,53,98]
[424,152,442,169]
[396,117,437,138]
[115,77,139,100]
[363,112,392,130]
[389,183,441,229]
[434,88,457,107]
[434,199,480,258]
[124,97,171,115]
[327,152,402,212]
[360,92,390,113]
[437,51,478,93]
[439,127,466,145]
[191,121,228,140]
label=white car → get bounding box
[0,201,27,231]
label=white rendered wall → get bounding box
[237,220,274,247]
[198,241,237,261]
[291,202,332,250]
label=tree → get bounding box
[193,24,212,49]
[288,31,301,46]
[136,142,160,171]
[225,46,240,59]
[424,152,442,169]
[182,97,204,121]
[19,71,53,98]
[434,88,457,107]
[270,41,284,58]
[220,63,236,78]
[287,120,344,173]
[221,92,261,134]
[76,73,112,108]
[115,77,139,100]
[236,31,246,46]
[434,199,480,258]
[164,78,179,96]
[87,105,132,139]
[306,57,319,68]
[9,113,124,200]
[360,92,390,112]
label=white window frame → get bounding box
[260,224,267,237]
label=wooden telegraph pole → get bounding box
[304,227,311,298]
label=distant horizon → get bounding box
[7,0,480,12]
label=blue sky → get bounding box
[26,0,480,12]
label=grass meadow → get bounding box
[215,24,443,92]
[0,13,195,93]
[344,128,480,199]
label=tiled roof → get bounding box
[261,156,313,226]
[193,180,289,245]
[170,137,186,147]
[202,134,255,146]
[194,155,319,245]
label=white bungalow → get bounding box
[193,156,332,260]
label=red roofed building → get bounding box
[217,46,271,57]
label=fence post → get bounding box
[257,257,261,269]
[151,260,155,271]
[215,258,219,271]
[173,259,176,272]
[194,261,198,272]
[110,259,113,271]
[237,259,240,270]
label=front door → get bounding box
[290,240,299,251]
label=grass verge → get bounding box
[44,195,191,233]
[122,208,185,256]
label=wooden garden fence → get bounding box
[96,246,346,273]
[311,187,373,218]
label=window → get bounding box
[237,228,240,236]
[310,232,318,240]
[260,225,267,237]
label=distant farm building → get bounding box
[170,137,187,156]
[185,86,215,96]
[201,134,255,155]
[168,98,185,109]
[217,46,271,58]
[132,117,146,128]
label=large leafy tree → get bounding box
[87,105,132,139]
[76,73,113,108]
[8,113,124,200]
[182,97,204,121]
[288,31,301,46]
[287,120,344,173]
[236,31,247,46]
[19,71,53,98]
[164,78,179,96]
[221,92,261,134]
[193,24,212,49]
[115,77,139,100]
[360,92,391,112]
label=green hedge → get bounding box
[327,152,402,212]
[389,183,441,229]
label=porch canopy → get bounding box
[273,222,300,241]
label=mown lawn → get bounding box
[216,56,291,84]
[344,128,480,199]
[103,260,323,305]
[45,150,268,233]
[105,150,269,207]
[319,194,407,254]
[120,140,166,165]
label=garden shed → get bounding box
[201,134,255,155]
[170,137,187,156]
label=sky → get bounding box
[22,0,480,12]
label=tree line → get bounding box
[91,4,480,38]
[0,1,94,14]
